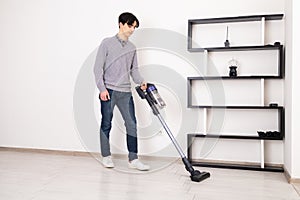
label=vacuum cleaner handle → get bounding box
[136,83,166,106]
[135,83,162,116]
[135,85,146,99]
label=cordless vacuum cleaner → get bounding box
[136,83,210,182]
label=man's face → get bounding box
[120,21,137,37]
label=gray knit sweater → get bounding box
[93,34,144,93]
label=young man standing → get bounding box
[94,12,150,171]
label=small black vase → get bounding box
[229,66,237,77]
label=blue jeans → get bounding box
[100,89,138,161]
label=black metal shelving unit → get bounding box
[186,14,285,172]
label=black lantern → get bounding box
[228,58,238,77]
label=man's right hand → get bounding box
[100,90,110,101]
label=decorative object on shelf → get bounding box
[269,103,278,107]
[274,41,281,46]
[224,26,230,47]
[228,58,238,77]
[257,130,281,139]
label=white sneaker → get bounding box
[128,159,150,171]
[102,156,114,168]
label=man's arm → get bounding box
[94,42,110,101]
[94,42,107,93]
[130,50,146,88]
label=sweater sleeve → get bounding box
[130,50,145,85]
[93,42,107,92]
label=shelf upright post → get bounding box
[202,49,208,134]
[260,140,265,168]
[260,15,266,119]
[261,17,265,45]
[260,78,265,106]
[203,108,207,134]
[203,49,208,76]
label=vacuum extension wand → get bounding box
[136,83,210,182]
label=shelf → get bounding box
[186,108,285,142]
[187,134,284,172]
[190,161,284,172]
[188,14,283,25]
[186,44,284,77]
[188,75,282,80]
[187,14,284,77]
[187,77,285,109]
[188,133,283,141]
[188,44,282,52]
[188,14,284,51]
[187,105,284,109]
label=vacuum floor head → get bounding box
[190,170,210,182]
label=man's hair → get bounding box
[118,12,139,28]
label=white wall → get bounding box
[285,0,300,179]
[292,0,300,179]
[0,0,289,166]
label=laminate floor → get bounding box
[0,150,299,200]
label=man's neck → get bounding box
[117,32,128,41]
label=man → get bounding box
[94,12,150,171]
